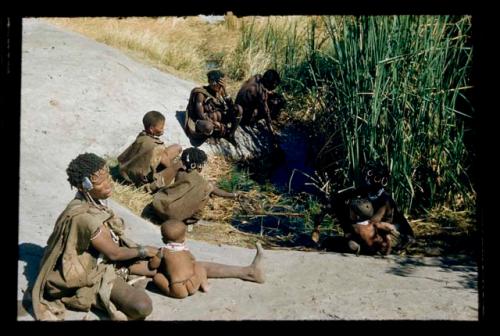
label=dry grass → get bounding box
[45,16,237,85]
[45,16,246,95]
[43,16,313,97]
[109,154,266,247]
[410,206,476,237]
[111,181,153,216]
[199,154,238,223]
[186,221,268,249]
[403,206,477,256]
[109,156,477,255]
[109,153,294,249]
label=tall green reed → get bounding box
[312,16,473,213]
[225,15,473,215]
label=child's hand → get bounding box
[148,249,162,270]
[145,246,159,258]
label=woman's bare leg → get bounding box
[195,262,210,292]
[197,243,265,283]
[110,277,152,320]
[160,144,182,166]
[128,260,157,277]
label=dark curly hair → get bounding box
[262,69,281,89]
[66,153,106,188]
[142,110,165,130]
[207,70,225,83]
[181,147,208,170]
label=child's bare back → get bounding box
[149,220,209,299]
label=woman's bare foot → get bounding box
[247,242,265,284]
[200,281,211,293]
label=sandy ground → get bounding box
[17,18,479,321]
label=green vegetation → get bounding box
[228,15,474,215]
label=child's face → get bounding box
[148,120,165,137]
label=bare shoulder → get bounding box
[195,92,206,101]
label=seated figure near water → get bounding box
[344,198,398,255]
[235,69,285,142]
[313,160,415,255]
[149,219,265,299]
[184,70,242,146]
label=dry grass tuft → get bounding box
[111,181,153,216]
[199,154,239,223]
[45,16,241,86]
[108,153,288,249]
[44,16,311,97]
[410,206,476,237]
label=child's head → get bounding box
[143,110,166,136]
[349,198,374,222]
[207,70,225,94]
[181,147,208,172]
[207,69,224,83]
[262,69,281,91]
[161,219,187,243]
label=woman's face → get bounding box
[88,168,113,199]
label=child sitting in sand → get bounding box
[118,110,183,193]
[149,219,265,299]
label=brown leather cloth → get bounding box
[31,196,137,320]
[184,86,229,138]
[152,170,213,221]
[117,131,167,190]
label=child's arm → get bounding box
[370,200,391,223]
[210,183,237,198]
[148,249,163,270]
[373,221,398,234]
[188,251,197,262]
[153,272,171,296]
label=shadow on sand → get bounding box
[18,242,44,319]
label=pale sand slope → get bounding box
[17,18,478,320]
